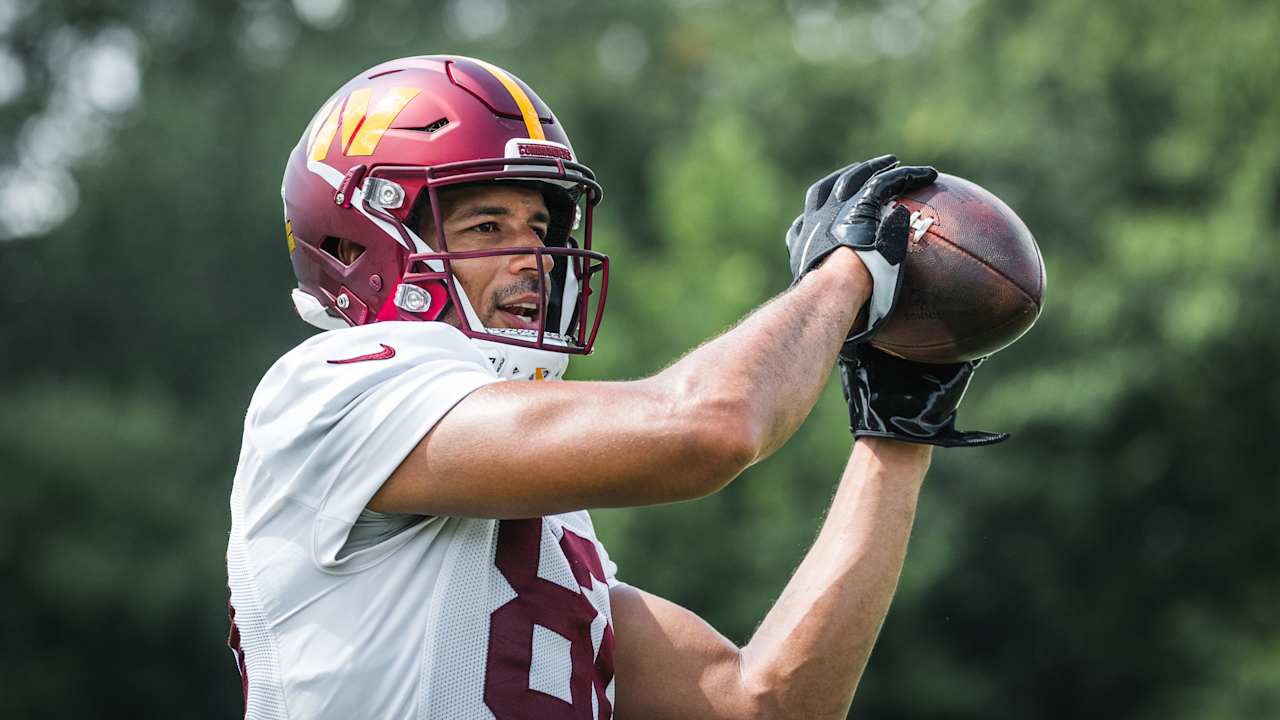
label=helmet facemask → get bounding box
[358,155,609,357]
[282,56,611,377]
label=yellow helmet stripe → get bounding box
[472,59,545,141]
[308,100,341,162]
[347,86,422,156]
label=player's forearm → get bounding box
[378,251,869,518]
[655,249,870,465]
[739,438,931,720]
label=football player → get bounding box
[226,55,1004,719]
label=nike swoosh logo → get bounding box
[797,224,821,272]
[327,343,396,365]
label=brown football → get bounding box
[872,173,1045,363]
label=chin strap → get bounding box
[472,333,571,380]
[432,272,575,381]
[292,289,350,331]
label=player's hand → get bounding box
[785,156,937,342]
[837,344,1008,447]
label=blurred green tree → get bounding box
[0,0,1275,717]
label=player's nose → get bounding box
[507,231,552,275]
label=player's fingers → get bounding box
[805,167,849,212]
[899,165,938,192]
[875,205,911,265]
[806,155,895,211]
[838,360,855,402]
[833,154,898,202]
[865,165,937,204]
[785,214,803,245]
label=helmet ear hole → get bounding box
[321,236,365,266]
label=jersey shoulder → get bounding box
[236,322,503,567]
[245,322,499,439]
[288,321,492,370]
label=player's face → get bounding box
[425,185,553,331]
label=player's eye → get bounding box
[473,221,499,233]
[532,226,547,241]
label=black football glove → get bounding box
[838,344,1009,448]
[785,155,937,343]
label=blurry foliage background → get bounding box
[1,0,1277,717]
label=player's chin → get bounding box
[437,306,464,330]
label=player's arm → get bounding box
[369,249,869,518]
[372,158,934,519]
[611,438,931,720]
[612,294,1004,717]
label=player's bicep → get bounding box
[369,378,730,518]
[611,584,762,720]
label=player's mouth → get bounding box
[494,294,543,331]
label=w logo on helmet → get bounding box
[306,86,422,162]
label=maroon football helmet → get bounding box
[282,55,608,377]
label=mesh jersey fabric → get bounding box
[226,322,621,719]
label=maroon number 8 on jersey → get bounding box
[484,519,616,719]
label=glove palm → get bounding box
[838,345,1008,448]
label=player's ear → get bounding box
[338,238,365,265]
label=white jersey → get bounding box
[226,322,621,720]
